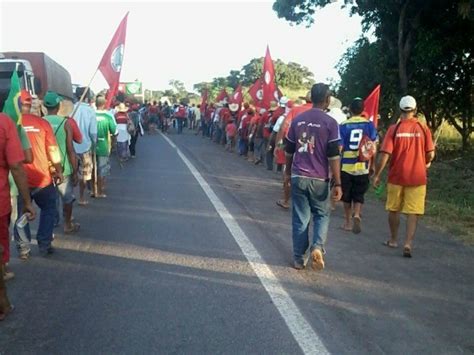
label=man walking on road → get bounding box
[72,87,97,206]
[17,97,63,259]
[95,96,117,197]
[373,95,435,258]
[339,98,378,234]
[285,83,342,270]
[44,92,80,234]
[0,112,36,320]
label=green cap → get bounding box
[43,91,63,108]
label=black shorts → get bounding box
[341,172,370,204]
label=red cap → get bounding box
[20,90,32,105]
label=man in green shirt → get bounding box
[95,95,117,197]
[44,91,79,234]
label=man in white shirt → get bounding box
[72,87,97,205]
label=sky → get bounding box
[0,0,363,93]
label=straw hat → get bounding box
[58,99,74,117]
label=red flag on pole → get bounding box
[230,85,243,105]
[98,12,129,107]
[262,46,278,109]
[364,84,381,128]
[248,78,263,106]
[215,88,228,103]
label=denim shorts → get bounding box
[57,175,75,204]
[98,156,111,177]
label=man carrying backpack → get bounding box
[339,98,378,234]
[175,103,187,134]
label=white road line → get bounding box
[160,133,329,355]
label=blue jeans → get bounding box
[291,177,331,265]
[254,138,264,162]
[177,119,184,134]
[15,184,57,254]
[238,138,248,156]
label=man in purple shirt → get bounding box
[285,83,342,271]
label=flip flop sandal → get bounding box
[78,201,89,206]
[340,225,352,231]
[403,246,412,258]
[276,200,290,210]
[383,240,398,248]
[352,216,362,234]
[64,223,80,234]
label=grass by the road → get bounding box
[424,151,474,244]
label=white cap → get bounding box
[399,95,416,111]
[279,96,289,107]
[259,108,267,114]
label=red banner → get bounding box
[262,46,278,109]
[248,79,263,106]
[98,12,129,107]
[215,88,228,103]
[230,85,243,106]
[364,84,381,128]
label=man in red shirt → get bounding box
[14,94,63,259]
[0,112,36,320]
[374,96,435,257]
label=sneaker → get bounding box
[3,270,15,281]
[19,251,30,261]
[293,261,305,270]
[39,247,54,257]
[311,249,325,271]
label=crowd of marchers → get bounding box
[0,87,146,321]
[0,83,435,321]
[184,83,435,271]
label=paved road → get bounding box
[1,130,473,354]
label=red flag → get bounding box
[262,46,278,109]
[248,78,263,106]
[230,85,243,105]
[363,84,381,128]
[215,88,228,103]
[98,12,129,107]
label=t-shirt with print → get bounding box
[23,114,61,188]
[96,110,117,157]
[380,118,434,186]
[286,108,340,180]
[0,113,24,216]
[339,116,378,175]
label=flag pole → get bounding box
[68,67,99,197]
[70,68,99,119]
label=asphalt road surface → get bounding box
[1,129,473,354]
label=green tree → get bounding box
[274,0,473,148]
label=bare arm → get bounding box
[373,152,390,187]
[10,163,36,220]
[23,148,33,164]
[65,121,78,185]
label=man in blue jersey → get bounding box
[339,98,378,234]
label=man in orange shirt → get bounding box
[374,96,435,257]
[15,93,63,259]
